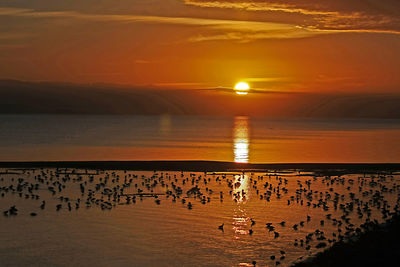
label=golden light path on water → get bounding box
[232,173,251,238]
[233,116,250,163]
[232,117,253,245]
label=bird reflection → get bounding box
[233,116,250,163]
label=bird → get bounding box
[218,223,224,231]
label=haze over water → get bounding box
[1,114,400,163]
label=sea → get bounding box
[0,114,400,163]
[1,114,400,266]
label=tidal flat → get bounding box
[1,166,400,266]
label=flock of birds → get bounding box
[1,167,400,266]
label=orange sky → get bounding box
[0,0,400,93]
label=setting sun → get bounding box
[1,1,400,266]
[234,82,250,95]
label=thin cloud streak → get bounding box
[0,4,400,46]
[184,0,338,16]
[0,7,298,28]
[184,0,400,34]
[243,77,291,82]
[0,7,322,41]
[188,28,320,42]
[2,6,398,45]
[0,8,323,42]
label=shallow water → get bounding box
[1,168,399,266]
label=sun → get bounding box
[234,82,250,95]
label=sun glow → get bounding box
[234,82,250,95]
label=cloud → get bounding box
[188,27,318,42]
[154,82,205,88]
[1,2,399,45]
[184,0,400,34]
[243,77,290,82]
[0,6,322,42]
[184,0,336,16]
[0,7,296,30]
[0,7,31,15]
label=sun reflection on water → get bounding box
[232,174,252,237]
[232,207,249,236]
[232,174,250,204]
[233,116,250,163]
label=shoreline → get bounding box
[293,214,400,267]
[0,161,400,174]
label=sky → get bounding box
[0,0,400,94]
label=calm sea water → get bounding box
[0,114,400,162]
[1,169,399,266]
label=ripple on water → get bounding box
[0,169,399,266]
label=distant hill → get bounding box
[1,80,399,119]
